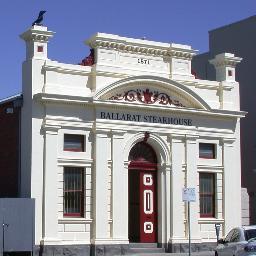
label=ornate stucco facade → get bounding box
[19,25,245,255]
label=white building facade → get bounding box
[20,26,245,256]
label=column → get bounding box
[111,130,128,242]
[222,138,241,234]
[42,126,60,244]
[185,135,201,241]
[158,164,168,244]
[170,134,185,242]
[94,129,110,243]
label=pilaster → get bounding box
[93,129,111,243]
[42,125,61,244]
[158,163,169,244]
[222,138,241,235]
[185,135,201,242]
[111,130,128,243]
[169,134,185,242]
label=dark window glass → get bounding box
[199,173,215,217]
[199,143,216,159]
[64,134,84,152]
[64,167,84,217]
[245,229,256,240]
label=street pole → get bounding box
[182,188,195,256]
[188,201,191,256]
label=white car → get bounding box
[215,226,256,256]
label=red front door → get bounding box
[128,141,158,243]
[140,171,157,242]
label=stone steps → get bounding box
[126,243,165,255]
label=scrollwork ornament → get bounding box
[109,88,184,107]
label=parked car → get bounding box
[215,226,256,256]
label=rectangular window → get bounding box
[199,143,216,159]
[64,167,84,217]
[64,134,84,152]
[199,173,215,218]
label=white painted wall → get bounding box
[20,25,245,247]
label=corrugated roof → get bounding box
[0,93,22,105]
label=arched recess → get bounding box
[124,132,170,167]
[94,75,211,110]
[128,141,158,243]
[124,132,170,244]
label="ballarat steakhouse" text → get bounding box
[100,111,192,126]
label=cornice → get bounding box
[197,165,224,171]
[86,34,197,59]
[34,93,93,106]
[94,99,246,119]
[42,122,61,134]
[34,91,246,120]
[57,158,93,166]
[20,26,54,43]
[43,62,92,76]
[210,58,242,67]
[209,53,242,68]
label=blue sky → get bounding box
[0,0,255,99]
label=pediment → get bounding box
[95,76,211,110]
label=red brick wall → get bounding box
[0,101,20,197]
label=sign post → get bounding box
[182,188,196,256]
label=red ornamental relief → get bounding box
[79,49,95,66]
[109,89,185,107]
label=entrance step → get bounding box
[129,243,158,248]
[127,243,165,255]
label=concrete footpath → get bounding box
[131,252,215,256]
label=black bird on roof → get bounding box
[32,11,46,26]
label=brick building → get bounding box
[0,94,22,197]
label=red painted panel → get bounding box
[139,171,157,242]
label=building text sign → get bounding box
[182,188,196,202]
[99,111,192,126]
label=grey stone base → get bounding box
[91,244,129,256]
[33,242,216,255]
[167,242,217,253]
[33,244,91,256]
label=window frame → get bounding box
[199,172,215,218]
[63,167,84,217]
[199,143,216,159]
[63,134,85,152]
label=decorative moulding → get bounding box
[43,62,92,76]
[209,53,242,68]
[86,33,197,59]
[20,25,54,42]
[109,88,185,107]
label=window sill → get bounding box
[58,218,93,224]
[198,218,224,224]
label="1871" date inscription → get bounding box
[138,58,150,65]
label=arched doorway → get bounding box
[128,141,158,243]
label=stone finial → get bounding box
[209,53,242,82]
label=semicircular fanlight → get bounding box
[129,142,157,170]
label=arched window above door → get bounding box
[128,142,157,170]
